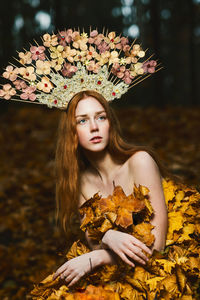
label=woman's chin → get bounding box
[83,144,107,153]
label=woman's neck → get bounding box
[83,148,122,183]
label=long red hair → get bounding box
[55,90,177,235]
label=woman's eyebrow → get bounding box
[75,110,106,118]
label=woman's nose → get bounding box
[90,119,99,131]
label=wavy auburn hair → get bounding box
[55,90,175,234]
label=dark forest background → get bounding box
[0,0,200,109]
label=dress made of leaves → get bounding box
[31,178,200,300]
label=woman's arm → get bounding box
[79,186,152,268]
[128,151,168,251]
[78,199,118,265]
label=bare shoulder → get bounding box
[128,151,161,183]
[129,150,157,168]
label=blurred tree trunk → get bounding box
[0,2,15,114]
[188,0,197,105]
[149,0,163,107]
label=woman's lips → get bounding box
[90,136,102,143]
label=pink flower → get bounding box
[88,33,104,46]
[143,60,157,73]
[3,66,19,81]
[13,80,27,90]
[86,60,100,73]
[111,63,125,78]
[88,30,98,43]
[58,29,73,46]
[61,63,78,78]
[123,70,133,84]
[90,30,98,38]
[20,86,36,101]
[0,84,16,100]
[115,37,129,51]
[98,41,110,54]
[30,46,45,61]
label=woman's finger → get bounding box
[53,262,69,280]
[131,237,152,255]
[125,248,146,265]
[67,276,80,287]
[64,273,74,282]
[128,245,149,262]
[60,269,71,280]
[118,252,135,268]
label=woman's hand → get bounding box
[53,252,93,287]
[101,229,152,267]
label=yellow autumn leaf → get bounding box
[99,218,113,233]
[176,265,186,292]
[98,196,116,213]
[105,211,117,223]
[161,274,180,295]
[133,222,155,246]
[186,256,200,271]
[146,276,165,291]
[120,283,145,300]
[167,211,184,233]
[178,223,195,242]
[125,275,145,291]
[144,198,154,216]
[115,207,133,228]
[155,259,176,273]
[66,240,90,260]
[133,266,151,282]
[180,296,193,300]
[175,190,185,202]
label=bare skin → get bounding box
[53,97,168,287]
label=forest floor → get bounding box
[0,105,199,299]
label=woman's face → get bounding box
[75,96,110,152]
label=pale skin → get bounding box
[53,96,168,287]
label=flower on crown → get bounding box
[0,28,160,109]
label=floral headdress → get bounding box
[0,28,160,109]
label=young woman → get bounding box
[52,89,171,287]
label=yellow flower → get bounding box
[125,55,138,64]
[108,51,119,65]
[130,62,144,76]
[62,46,77,62]
[74,51,87,63]
[50,45,64,59]
[37,77,53,93]
[119,58,127,65]
[51,57,64,71]
[81,32,88,38]
[72,32,88,51]
[18,51,32,64]
[36,60,51,75]
[96,51,110,66]
[104,31,121,49]
[19,66,36,81]
[43,33,58,47]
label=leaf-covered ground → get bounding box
[0,105,199,299]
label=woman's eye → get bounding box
[97,115,106,121]
[78,119,87,124]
